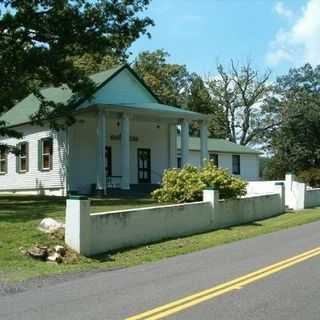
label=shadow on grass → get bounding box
[0,195,157,224]
[221,221,264,230]
[0,195,66,223]
[90,197,154,207]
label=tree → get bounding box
[72,53,121,75]
[265,64,320,178]
[204,61,274,145]
[132,49,192,107]
[186,74,226,138]
[0,0,153,138]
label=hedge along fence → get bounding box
[65,185,285,256]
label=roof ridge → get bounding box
[89,64,125,78]
[27,64,126,94]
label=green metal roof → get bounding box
[177,137,262,155]
[1,64,206,127]
[0,65,129,127]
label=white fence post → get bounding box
[203,189,219,207]
[65,195,91,255]
[285,173,306,210]
[293,182,306,210]
[275,182,285,212]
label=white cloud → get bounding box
[266,0,320,66]
[274,2,293,19]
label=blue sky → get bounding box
[130,0,319,78]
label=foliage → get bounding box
[71,54,121,75]
[0,0,153,137]
[186,75,225,138]
[298,168,320,188]
[261,156,287,180]
[133,49,193,107]
[266,64,320,175]
[205,61,274,145]
[152,162,247,203]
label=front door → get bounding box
[105,146,112,177]
[137,148,151,183]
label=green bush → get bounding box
[298,168,320,187]
[152,162,247,203]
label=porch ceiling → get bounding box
[94,103,207,121]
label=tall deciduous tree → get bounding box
[205,61,274,145]
[132,49,193,107]
[264,64,320,179]
[0,0,153,137]
[186,74,227,138]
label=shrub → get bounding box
[152,162,247,203]
[298,168,320,187]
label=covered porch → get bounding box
[67,102,208,195]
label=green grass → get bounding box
[1,195,320,283]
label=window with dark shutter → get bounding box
[0,147,7,174]
[232,155,241,175]
[39,138,53,171]
[17,142,29,173]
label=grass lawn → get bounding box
[1,195,320,283]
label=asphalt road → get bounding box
[1,221,320,320]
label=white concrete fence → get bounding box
[246,174,320,210]
[65,174,320,256]
[66,185,285,256]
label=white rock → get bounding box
[38,218,64,233]
[47,252,63,263]
[54,245,66,256]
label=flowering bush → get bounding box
[152,162,247,203]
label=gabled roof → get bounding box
[0,64,169,127]
[1,65,124,127]
[177,137,262,155]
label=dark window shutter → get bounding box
[16,143,20,173]
[26,142,29,172]
[50,138,53,170]
[4,151,8,174]
[38,139,42,171]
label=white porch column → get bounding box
[121,113,130,190]
[181,119,190,167]
[96,109,107,195]
[168,124,177,168]
[64,128,70,196]
[200,121,209,167]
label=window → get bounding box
[177,157,182,169]
[232,155,241,175]
[39,138,53,171]
[17,142,29,173]
[209,153,219,167]
[0,147,7,174]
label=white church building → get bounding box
[0,65,260,196]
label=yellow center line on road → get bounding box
[125,246,320,320]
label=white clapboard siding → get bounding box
[187,150,259,181]
[79,68,157,109]
[0,124,66,193]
